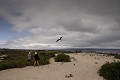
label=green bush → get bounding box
[0,50,28,70]
[114,55,120,59]
[98,62,120,80]
[0,49,69,70]
[39,56,49,65]
[54,54,71,62]
[0,59,27,70]
[0,62,12,70]
[40,51,56,58]
[45,51,55,58]
[38,50,60,65]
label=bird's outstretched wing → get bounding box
[56,39,59,42]
[60,37,63,39]
[56,36,63,42]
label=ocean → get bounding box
[63,48,120,54]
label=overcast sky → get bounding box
[0,0,120,49]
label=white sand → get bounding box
[0,53,119,80]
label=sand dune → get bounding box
[0,53,119,80]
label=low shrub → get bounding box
[39,56,49,65]
[0,62,11,70]
[98,62,120,80]
[54,54,71,62]
[45,52,55,58]
[114,55,120,59]
[0,59,27,70]
[40,51,55,58]
[0,49,66,70]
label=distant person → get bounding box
[27,51,32,65]
[34,52,40,67]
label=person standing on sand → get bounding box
[27,51,32,65]
[34,52,40,67]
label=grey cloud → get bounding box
[72,0,120,16]
[110,19,120,31]
[87,32,120,47]
[58,20,99,33]
[0,0,120,49]
[1,0,120,16]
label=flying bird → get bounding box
[56,36,63,42]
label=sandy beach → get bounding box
[0,53,119,80]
